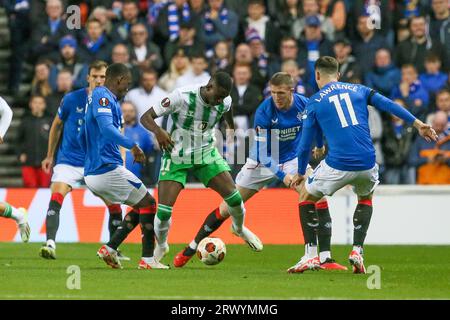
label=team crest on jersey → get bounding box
[197,121,208,131]
[299,111,307,121]
[161,97,171,108]
[99,97,109,107]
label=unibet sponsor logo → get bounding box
[279,126,301,141]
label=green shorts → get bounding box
[158,148,231,187]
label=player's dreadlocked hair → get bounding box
[315,56,339,76]
[212,71,233,94]
[105,63,131,81]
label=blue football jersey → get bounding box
[84,86,125,176]
[303,82,376,172]
[56,88,89,167]
[249,94,322,179]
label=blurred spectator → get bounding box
[349,0,393,40]
[89,6,114,37]
[46,69,73,116]
[267,36,303,78]
[202,0,239,58]
[175,53,211,88]
[353,14,390,74]
[190,0,206,15]
[298,15,334,92]
[396,23,411,43]
[271,0,302,37]
[209,40,233,74]
[148,0,170,26]
[164,20,203,64]
[318,0,346,32]
[111,0,146,43]
[226,43,266,90]
[394,0,429,28]
[419,54,448,96]
[246,28,274,79]
[264,59,307,99]
[155,0,200,45]
[365,48,401,98]
[429,0,450,59]
[238,0,281,55]
[31,60,53,98]
[111,43,141,88]
[391,64,429,120]
[4,0,31,93]
[409,110,450,184]
[17,95,52,188]
[49,36,89,90]
[231,63,262,132]
[128,23,164,72]
[125,68,168,123]
[381,99,416,184]
[395,15,448,74]
[426,89,450,133]
[281,60,306,96]
[158,48,191,92]
[122,101,155,180]
[79,18,113,63]
[333,38,361,83]
[429,0,449,43]
[30,0,70,61]
[229,63,262,172]
[225,0,249,20]
[292,0,335,41]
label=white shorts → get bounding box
[306,160,379,198]
[51,164,84,188]
[84,166,148,206]
[236,158,308,191]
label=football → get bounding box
[196,237,227,266]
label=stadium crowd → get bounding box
[2,0,450,187]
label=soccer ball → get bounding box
[196,237,226,265]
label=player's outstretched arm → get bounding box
[412,119,439,142]
[140,107,174,153]
[369,91,438,142]
[0,96,13,144]
[42,115,64,173]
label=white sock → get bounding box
[46,240,56,249]
[353,245,362,254]
[10,207,25,224]
[105,244,116,253]
[305,244,318,258]
[228,203,245,234]
[142,257,155,264]
[154,216,172,246]
[320,251,331,263]
[189,240,197,251]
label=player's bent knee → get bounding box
[224,190,243,208]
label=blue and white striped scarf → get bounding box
[258,53,268,77]
[168,1,191,41]
[148,0,168,26]
[204,7,229,58]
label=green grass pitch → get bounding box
[0,243,449,300]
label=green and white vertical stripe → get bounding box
[168,86,229,158]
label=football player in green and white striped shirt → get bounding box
[140,72,263,261]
